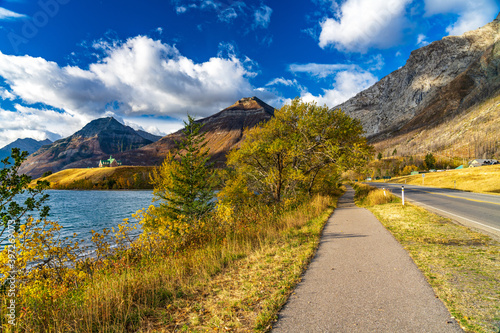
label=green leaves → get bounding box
[0,148,50,242]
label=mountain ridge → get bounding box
[0,138,52,163]
[335,16,500,145]
[18,117,156,178]
[21,97,275,178]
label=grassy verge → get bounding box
[2,193,340,332]
[375,165,500,195]
[353,183,500,333]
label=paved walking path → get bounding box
[272,187,463,332]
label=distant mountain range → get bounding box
[18,117,158,178]
[20,97,275,178]
[0,138,52,163]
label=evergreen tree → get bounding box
[424,153,436,170]
[151,115,216,223]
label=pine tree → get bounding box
[152,115,216,223]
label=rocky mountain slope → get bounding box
[112,96,275,168]
[336,14,500,155]
[19,117,156,178]
[0,138,52,162]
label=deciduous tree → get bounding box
[224,98,371,204]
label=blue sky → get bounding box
[0,0,498,147]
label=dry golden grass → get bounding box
[368,203,500,333]
[2,194,337,332]
[379,165,500,194]
[31,166,155,189]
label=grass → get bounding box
[376,164,500,195]
[31,166,155,189]
[2,193,340,332]
[354,184,500,333]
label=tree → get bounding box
[150,115,217,224]
[0,148,50,244]
[224,98,372,204]
[377,152,383,160]
[424,153,436,170]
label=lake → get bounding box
[6,190,156,247]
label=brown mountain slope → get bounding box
[112,96,275,167]
[373,92,500,160]
[335,14,500,157]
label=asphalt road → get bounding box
[368,182,500,239]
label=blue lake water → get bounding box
[8,190,156,246]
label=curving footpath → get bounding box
[272,187,463,332]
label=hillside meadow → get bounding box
[375,164,500,194]
[32,166,155,190]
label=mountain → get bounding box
[21,97,275,178]
[135,130,162,142]
[112,96,275,167]
[0,138,52,162]
[19,117,157,178]
[335,15,500,158]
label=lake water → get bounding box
[7,190,156,246]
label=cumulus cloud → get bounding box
[0,36,259,117]
[297,68,378,108]
[0,35,269,146]
[318,0,412,52]
[424,0,499,36]
[0,7,26,20]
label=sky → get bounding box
[0,0,498,147]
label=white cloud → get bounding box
[0,35,270,145]
[318,0,412,52]
[288,63,356,78]
[0,36,259,117]
[265,77,298,87]
[253,4,272,29]
[176,6,187,14]
[365,54,385,71]
[424,0,499,36]
[173,0,248,23]
[0,7,26,20]
[416,34,429,46]
[0,106,90,148]
[219,7,238,22]
[0,87,15,100]
[299,69,378,108]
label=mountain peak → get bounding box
[75,117,129,137]
[223,96,275,115]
